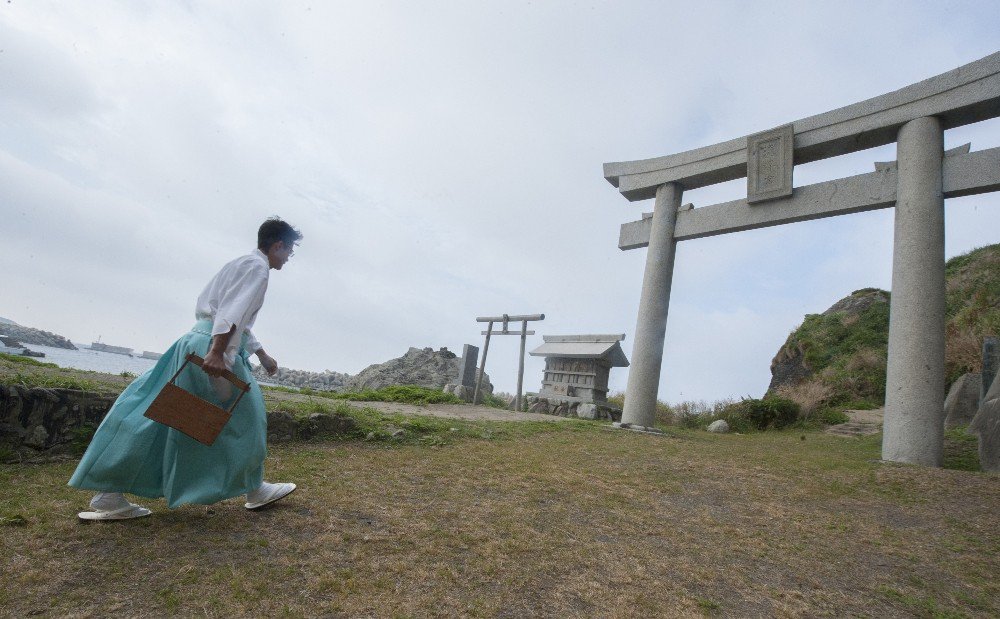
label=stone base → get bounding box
[609,421,666,435]
[524,396,621,421]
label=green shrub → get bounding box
[816,408,850,425]
[480,392,509,409]
[675,409,709,429]
[758,397,800,429]
[330,385,463,406]
[717,397,800,432]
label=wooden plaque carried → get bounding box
[144,353,250,446]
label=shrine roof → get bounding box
[529,335,629,367]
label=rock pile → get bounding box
[251,365,350,392]
[348,347,492,394]
[525,396,620,421]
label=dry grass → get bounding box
[946,324,985,377]
[774,379,833,417]
[1,423,998,618]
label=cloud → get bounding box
[1,0,998,403]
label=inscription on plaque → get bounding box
[747,123,794,203]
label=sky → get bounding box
[2,1,998,403]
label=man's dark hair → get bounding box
[258,217,303,251]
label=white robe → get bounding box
[195,249,269,370]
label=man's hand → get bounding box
[256,350,278,376]
[203,325,236,377]
[202,349,228,377]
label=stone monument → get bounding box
[982,337,998,404]
[442,344,484,402]
[457,344,480,388]
[603,52,1000,467]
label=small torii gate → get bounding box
[473,313,545,410]
[604,52,1000,466]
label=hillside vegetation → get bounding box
[769,243,1000,415]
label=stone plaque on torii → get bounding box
[604,51,1000,467]
[473,313,545,410]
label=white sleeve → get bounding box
[211,263,268,341]
[244,329,262,355]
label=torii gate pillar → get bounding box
[883,116,946,466]
[621,182,681,427]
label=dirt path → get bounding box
[826,407,884,437]
[343,400,575,422]
[262,389,575,423]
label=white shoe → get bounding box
[245,482,296,510]
[78,492,151,521]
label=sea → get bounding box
[26,343,160,376]
[27,343,278,386]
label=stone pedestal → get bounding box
[622,183,681,427]
[882,116,945,466]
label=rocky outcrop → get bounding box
[0,320,77,350]
[767,340,813,394]
[348,347,493,394]
[769,244,1000,407]
[251,365,351,392]
[767,288,890,397]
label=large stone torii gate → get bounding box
[604,52,1000,466]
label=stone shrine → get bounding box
[529,334,629,405]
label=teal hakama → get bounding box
[68,320,267,508]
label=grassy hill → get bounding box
[769,243,1000,414]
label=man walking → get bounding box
[70,217,303,520]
